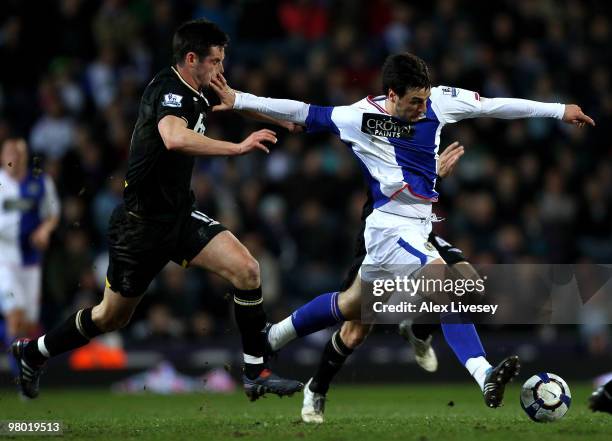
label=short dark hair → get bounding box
[172,19,229,65]
[382,53,431,97]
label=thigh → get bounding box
[427,233,467,265]
[171,210,227,268]
[187,230,255,280]
[106,205,170,297]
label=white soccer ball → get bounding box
[520,373,571,422]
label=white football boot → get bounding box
[301,378,326,424]
[398,320,438,372]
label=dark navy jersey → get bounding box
[124,67,219,219]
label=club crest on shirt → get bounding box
[162,93,183,108]
[441,87,458,97]
[361,113,414,139]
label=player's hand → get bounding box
[210,73,236,111]
[30,226,51,251]
[238,129,277,154]
[438,141,464,178]
[562,104,595,128]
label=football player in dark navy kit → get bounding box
[590,378,612,414]
[11,19,302,401]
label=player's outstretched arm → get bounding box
[158,115,276,156]
[478,96,595,127]
[211,75,303,132]
[210,74,311,125]
[236,110,304,133]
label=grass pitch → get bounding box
[0,383,610,440]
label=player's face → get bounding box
[194,46,225,88]
[0,139,27,176]
[391,87,431,122]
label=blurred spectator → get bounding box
[131,303,184,341]
[92,0,140,51]
[278,0,329,41]
[92,172,125,241]
[86,45,119,111]
[29,84,75,160]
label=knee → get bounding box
[232,257,260,290]
[338,291,360,320]
[340,322,372,349]
[92,305,132,332]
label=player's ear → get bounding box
[388,89,397,103]
[185,52,197,66]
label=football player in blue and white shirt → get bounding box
[211,52,594,417]
[0,139,60,368]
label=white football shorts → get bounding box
[361,209,441,281]
[0,263,42,322]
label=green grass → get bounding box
[0,384,610,440]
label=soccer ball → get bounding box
[520,373,571,422]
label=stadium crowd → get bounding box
[0,0,610,345]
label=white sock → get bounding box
[243,354,263,364]
[38,336,50,358]
[267,316,297,351]
[465,356,492,391]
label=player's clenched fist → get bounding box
[238,128,277,154]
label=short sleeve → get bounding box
[305,106,337,134]
[156,80,196,124]
[430,86,483,124]
[305,105,354,135]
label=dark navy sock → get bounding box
[233,287,267,379]
[310,330,353,395]
[25,308,104,367]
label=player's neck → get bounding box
[173,64,201,92]
[383,99,394,115]
[6,168,26,181]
